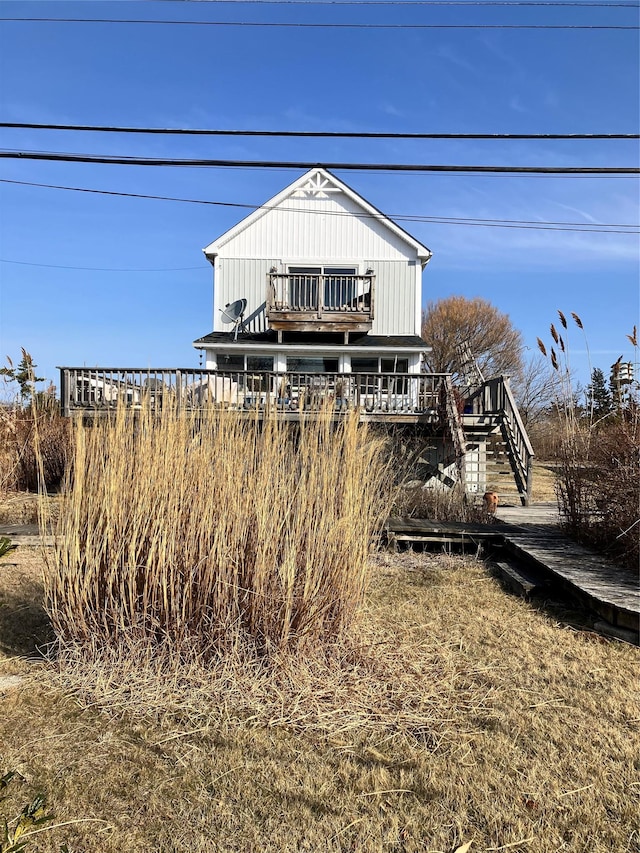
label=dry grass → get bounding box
[1,545,638,853]
[557,418,640,571]
[529,462,559,504]
[45,403,390,656]
[0,402,69,495]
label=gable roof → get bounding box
[202,167,432,263]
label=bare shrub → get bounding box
[392,482,491,523]
[0,401,70,493]
[538,314,639,571]
[45,403,391,658]
[559,416,639,571]
[526,413,565,460]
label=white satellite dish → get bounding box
[220,298,247,340]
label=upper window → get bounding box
[288,267,320,310]
[288,266,357,311]
[323,267,357,309]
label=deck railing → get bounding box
[59,367,447,420]
[267,273,374,318]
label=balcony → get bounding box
[267,270,374,332]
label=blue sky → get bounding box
[0,0,638,395]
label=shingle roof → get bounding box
[193,330,428,349]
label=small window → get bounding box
[247,356,274,372]
[324,267,357,309]
[245,356,274,391]
[217,354,245,372]
[381,358,409,373]
[289,267,320,310]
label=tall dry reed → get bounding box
[537,315,639,569]
[44,403,391,658]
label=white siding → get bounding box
[214,258,276,333]
[214,258,417,336]
[370,260,417,336]
[217,194,417,262]
[208,174,427,337]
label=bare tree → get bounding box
[513,354,561,428]
[421,296,524,381]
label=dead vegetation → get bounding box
[0,546,638,853]
[536,315,639,571]
[0,401,69,496]
[46,403,390,657]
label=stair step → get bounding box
[490,559,546,598]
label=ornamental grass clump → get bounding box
[44,402,390,658]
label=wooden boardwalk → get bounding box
[495,503,639,636]
[388,503,639,642]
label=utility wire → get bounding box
[2,122,637,140]
[0,258,203,272]
[1,17,638,28]
[1,150,638,174]
[146,1,640,6]
[2,177,637,233]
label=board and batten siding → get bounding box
[213,257,418,336]
[211,191,424,336]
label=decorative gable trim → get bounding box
[202,167,432,263]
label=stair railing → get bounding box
[442,375,468,495]
[462,376,535,505]
[499,377,535,505]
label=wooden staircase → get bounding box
[458,376,535,506]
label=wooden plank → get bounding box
[387,517,500,537]
[502,526,639,632]
[490,559,545,599]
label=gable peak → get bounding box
[292,170,342,199]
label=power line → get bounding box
[2,122,637,140]
[2,177,637,233]
[145,1,640,5]
[1,150,638,174]
[1,17,638,28]
[0,258,203,272]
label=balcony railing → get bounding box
[267,272,374,331]
[59,367,446,421]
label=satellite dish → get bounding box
[220,298,247,340]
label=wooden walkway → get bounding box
[387,503,639,642]
[495,503,639,636]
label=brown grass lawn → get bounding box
[0,543,638,853]
[530,463,560,504]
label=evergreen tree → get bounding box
[586,367,613,422]
[0,350,44,402]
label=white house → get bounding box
[193,168,432,387]
[60,168,534,504]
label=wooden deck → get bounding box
[388,504,640,642]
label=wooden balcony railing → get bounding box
[59,367,446,421]
[267,272,374,331]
